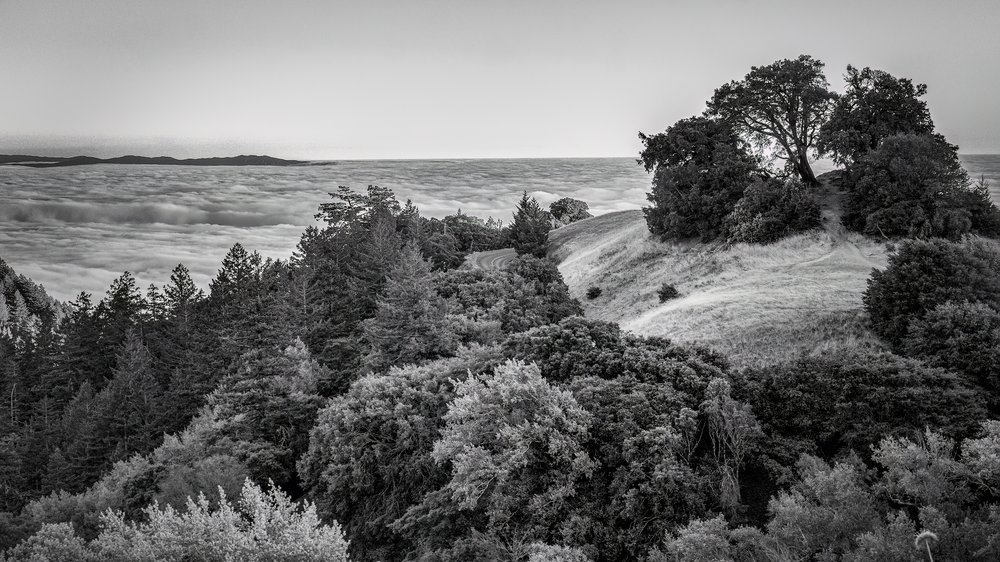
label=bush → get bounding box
[864,239,1000,345]
[657,283,680,302]
[842,133,1000,239]
[549,198,592,225]
[901,301,1000,397]
[724,179,821,244]
[734,351,986,465]
[585,286,602,300]
[502,316,728,389]
[641,117,760,241]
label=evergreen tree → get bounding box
[208,340,327,488]
[361,243,456,372]
[93,330,163,467]
[510,191,549,258]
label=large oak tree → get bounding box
[707,55,836,186]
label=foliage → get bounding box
[403,360,595,559]
[640,116,759,241]
[207,340,327,489]
[6,480,349,561]
[297,348,502,562]
[864,238,1000,346]
[511,192,550,258]
[503,316,728,389]
[724,179,821,244]
[707,54,836,185]
[902,301,1000,401]
[842,133,1000,239]
[655,423,1000,560]
[549,198,592,226]
[735,351,987,474]
[361,243,457,372]
[435,256,581,337]
[657,283,679,303]
[585,286,601,300]
[817,65,935,166]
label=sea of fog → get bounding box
[0,158,651,301]
[2,156,999,302]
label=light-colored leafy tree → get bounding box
[92,479,349,561]
[426,360,595,555]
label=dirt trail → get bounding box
[465,248,516,270]
[792,181,883,271]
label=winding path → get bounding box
[465,248,517,270]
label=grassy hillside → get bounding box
[548,188,891,367]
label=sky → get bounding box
[1,0,999,158]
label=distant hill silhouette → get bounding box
[0,154,312,167]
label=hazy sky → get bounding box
[2,0,999,158]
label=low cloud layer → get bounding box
[1,159,650,301]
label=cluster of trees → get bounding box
[642,55,1000,243]
[0,186,591,555]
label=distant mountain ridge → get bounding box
[0,154,312,167]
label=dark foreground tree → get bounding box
[510,192,550,258]
[640,116,759,241]
[864,238,1000,346]
[842,133,1000,239]
[817,65,936,166]
[707,55,836,186]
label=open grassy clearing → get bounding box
[548,196,891,367]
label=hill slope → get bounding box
[545,194,890,367]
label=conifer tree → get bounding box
[93,330,163,467]
[510,191,550,258]
[361,243,456,372]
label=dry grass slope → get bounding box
[548,194,891,367]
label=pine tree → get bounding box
[94,330,163,466]
[510,191,549,258]
[163,264,204,322]
[361,243,456,372]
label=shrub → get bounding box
[733,351,986,465]
[864,239,1000,345]
[549,198,592,225]
[901,301,1000,397]
[641,116,760,241]
[658,283,680,302]
[585,286,602,300]
[724,179,821,244]
[842,133,1000,239]
[433,256,582,336]
[502,316,728,390]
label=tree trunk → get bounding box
[795,148,819,186]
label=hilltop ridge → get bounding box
[467,180,892,368]
[547,183,889,367]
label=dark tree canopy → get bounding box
[548,197,591,225]
[817,65,935,167]
[843,133,1000,239]
[864,238,1000,346]
[707,54,836,186]
[640,116,760,241]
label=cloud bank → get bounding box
[0,159,650,301]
